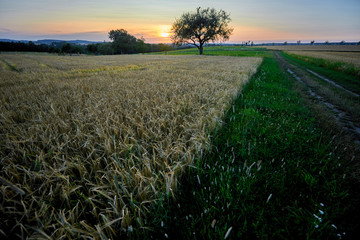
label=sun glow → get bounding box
[159,25,171,38]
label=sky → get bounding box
[1,0,359,43]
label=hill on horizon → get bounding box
[0,39,102,45]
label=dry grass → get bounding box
[284,51,360,67]
[260,45,360,67]
[0,53,261,239]
[262,45,360,52]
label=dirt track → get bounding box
[274,51,360,144]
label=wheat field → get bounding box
[260,45,360,66]
[285,51,360,67]
[262,44,360,52]
[0,53,261,239]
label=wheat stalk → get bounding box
[0,53,261,239]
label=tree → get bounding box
[61,43,71,54]
[98,42,115,55]
[49,46,60,54]
[136,37,148,54]
[70,45,84,54]
[158,43,172,52]
[171,7,233,55]
[86,44,98,54]
[109,29,137,54]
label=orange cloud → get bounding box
[230,25,307,42]
[29,19,173,43]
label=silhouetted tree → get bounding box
[108,29,137,54]
[61,43,72,54]
[98,43,114,55]
[171,7,233,55]
[0,41,50,52]
[136,37,147,53]
[49,46,60,53]
[86,44,98,54]
[28,41,36,49]
[158,43,172,52]
[70,45,84,54]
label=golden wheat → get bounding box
[260,45,360,67]
[285,51,360,67]
[262,44,360,52]
[0,53,261,239]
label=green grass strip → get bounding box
[150,46,271,58]
[282,52,360,94]
[136,55,354,239]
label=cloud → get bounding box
[36,31,109,41]
[0,28,13,33]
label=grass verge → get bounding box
[152,46,270,58]
[282,52,360,94]
[140,55,357,239]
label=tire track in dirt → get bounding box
[274,51,360,144]
[305,69,359,97]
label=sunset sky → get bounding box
[1,0,359,43]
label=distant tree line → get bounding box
[85,29,174,55]
[0,41,51,52]
[85,41,173,55]
[0,41,86,54]
[0,30,175,55]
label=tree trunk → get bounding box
[199,45,203,55]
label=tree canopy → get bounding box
[171,7,233,55]
[107,29,176,55]
[108,29,138,54]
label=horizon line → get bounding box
[1,38,359,45]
